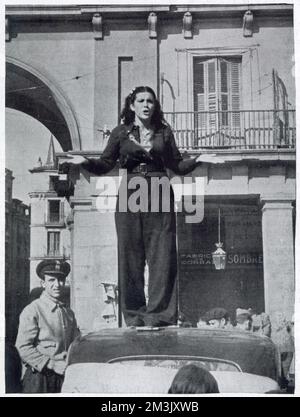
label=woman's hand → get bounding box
[196,154,225,164]
[60,154,87,166]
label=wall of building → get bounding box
[71,188,118,333]
[189,162,296,197]
[6,19,158,152]
[6,11,294,153]
[29,195,72,288]
[69,157,295,331]
[5,170,30,343]
[160,16,295,113]
[29,168,72,288]
[94,19,157,135]
[6,21,95,150]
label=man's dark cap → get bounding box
[203,307,229,322]
[36,260,70,280]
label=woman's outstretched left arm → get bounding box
[164,128,224,175]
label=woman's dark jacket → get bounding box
[82,122,198,176]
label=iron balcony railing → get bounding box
[164,109,296,150]
[44,246,69,258]
[45,215,65,227]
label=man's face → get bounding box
[208,319,222,328]
[208,318,227,328]
[42,274,65,299]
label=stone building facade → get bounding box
[28,137,72,290]
[6,4,295,332]
[5,169,30,343]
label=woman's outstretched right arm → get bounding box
[61,127,121,175]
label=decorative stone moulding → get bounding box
[183,11,193,39]
[243,10,254,37]
[148,12,157,39]
[92,13,103,40]
[6,17,10,42]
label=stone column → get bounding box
[70,170,119,334]
[261,195,295,324]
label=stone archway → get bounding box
[6,56,81,151]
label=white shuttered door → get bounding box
[194,56,241,137]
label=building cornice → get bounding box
[5,4,293,21]
[260,195,295,208]
[57,149,296,164]
[5,5,169,20]
[30,256,71,261]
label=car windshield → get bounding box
[108,355,241,372]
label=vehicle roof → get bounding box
[68,327,279,381]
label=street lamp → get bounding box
[212,208,226,270]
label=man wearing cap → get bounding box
[15,260,80,393]
[250,309,271,337]
[200,307,231,329]
[235,308,252,331]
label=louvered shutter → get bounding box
[193,56,241,139]
[60,201,64,223]
[48,232,54,256]
[193,60,206,134]
[206,60,218,130]
[54,232,60,255]
[219,59,229,127]
[230,59,240,128]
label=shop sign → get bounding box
[180,252,263,267]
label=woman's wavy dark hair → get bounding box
[120,86,165,127]
[168,364,219,394]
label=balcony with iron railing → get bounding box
[44,211,65,227]
[30,247,71,261]
[43,246,70,259]
[164,109,296,151]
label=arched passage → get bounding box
[6,57,81,151]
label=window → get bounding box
[118,56,133,122]
[47,200,63,224]
[193,56,241,131]
[109,356,241,373]
[47,231,60,256]
[49,176,57,192]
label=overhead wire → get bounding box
[5,48,175,135]
[6,43,262,95]
[6,48,175,95]
[254,83,273,94]
[6,41,277,138]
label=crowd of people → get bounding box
[194,307,270,335]
[179,306,294,390]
